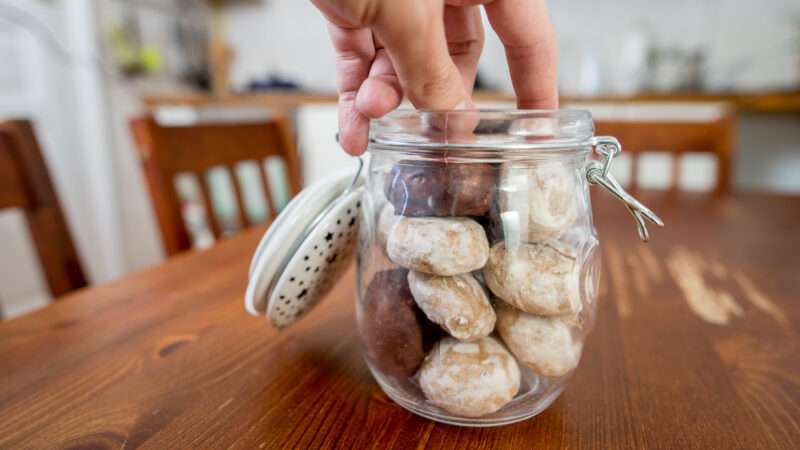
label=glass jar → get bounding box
[355,110,661,426]
[244,108,661,428]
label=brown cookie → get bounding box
[385,160,496,217]
[446,162,496,217]
[385,160,449,217]
[360,268,426,377]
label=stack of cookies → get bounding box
[362,158,585,418]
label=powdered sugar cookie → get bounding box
[419,336,520,417]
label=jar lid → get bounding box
[245,162,364,328]
[369,109,595,151]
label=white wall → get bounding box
[736,113,800,194]
[223,1,333,92]
[222,0,800,94]
[222,0,800,195]
[0,0,128,316]
[550,0,799,93]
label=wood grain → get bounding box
[0,192,798,449]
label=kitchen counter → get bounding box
[141,89,800,114]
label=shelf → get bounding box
[141,89,800,114]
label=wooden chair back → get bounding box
[0,119,87,299]
[591,103,735,194]
[130,113,302,256]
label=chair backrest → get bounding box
[0,119,88,299]
[588,102,735,194]
[130,112,302,256]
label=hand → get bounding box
[312,0,558,155]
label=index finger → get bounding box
[370,0,472,110]
[483,0,558,109]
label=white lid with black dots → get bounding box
[245,159,364,328]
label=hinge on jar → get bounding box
[587,137,664,242]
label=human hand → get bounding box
[312,0,558,155]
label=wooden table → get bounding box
[1,192,798,449]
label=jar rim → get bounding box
[369,109,595,152]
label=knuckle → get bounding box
[406,63,459,104]
[348,0,382,27]
[505,35,558,63]
[335,49,369,66]
[447,37,483,57]
[333,50,372,92]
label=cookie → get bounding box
[387,217,489,276]
[419,336,520,417]
[376,202,398,254]
[360,269,426,377]
[496,302,582,377]
[483,241,581,316]
[408,271,495,342]
[385,159,496,217]
[497,163,578,241]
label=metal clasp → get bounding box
[587,137,664,242]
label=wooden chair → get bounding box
[0,119,88,301]
[589,103,735,194]
[130,112,302,256]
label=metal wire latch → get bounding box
[586,137,664,242]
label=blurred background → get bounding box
[0,0,798,318]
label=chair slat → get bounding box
[226,164,250,229]
[0,145,30,209]
[196,172,222,238]
[257,161,278,219]
[130,114,301,256]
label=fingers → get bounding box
[370,0,473,110]
[444,4,484,93]
[324,21,376,155]
[314,0,488,152]
[483,0,558,109]
[356,47,403,119]
[358,5,482,118]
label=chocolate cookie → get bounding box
[385,160,496,217]
[360,269,426,377]
[446,162,496,217]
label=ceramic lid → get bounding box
[245,161,364,328]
